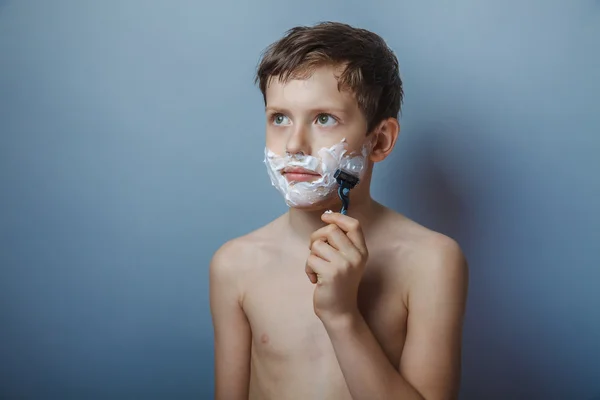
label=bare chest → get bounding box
[242,260,408,369]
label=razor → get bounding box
[334,169,360,215]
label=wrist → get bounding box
[319,308,362,333]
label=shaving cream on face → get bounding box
[263,138,371,208]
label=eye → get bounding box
[271,113,291,126]
[315,114,338,127]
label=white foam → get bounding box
[263,138,373,208]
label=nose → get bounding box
[285,124,311,156]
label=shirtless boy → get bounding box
[210,22,469,400]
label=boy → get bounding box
[210,22,468,400]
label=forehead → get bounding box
[265,65,359,111]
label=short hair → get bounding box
[255,21,403,133]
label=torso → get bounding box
[238,205,426,400]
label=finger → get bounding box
[310,239,344,264]
[305,258,317,283]
[305,253,329,285]
[321,212,368,255]
[306,269,318,284]
[310,224,354,251]
[311,226,362,263]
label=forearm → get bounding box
[323,311,425,400]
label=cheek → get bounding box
[340,131,369,153]
[265,130,286,152]
[309,138,340,156]
[320,128,368,156]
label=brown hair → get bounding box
[255,21,403,133]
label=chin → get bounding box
[287,203,327,212]
[285,195,340,212]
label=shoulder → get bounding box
[376,207,468,302]
[399,220,469,309]
[210,214,286,282]
[412,231,467,284]
[379,206,466,271]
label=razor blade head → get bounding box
[334,169,359,189]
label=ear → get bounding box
[369,117,400,163]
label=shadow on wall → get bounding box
[383,123,547,399]
[388,125,467,240]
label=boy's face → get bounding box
[263,65,374,209]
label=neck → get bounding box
[285,192,380,243]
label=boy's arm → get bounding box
[322,234,468,400]
[209,242,252,400]
[397,236,468,399]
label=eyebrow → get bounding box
[265,105,350,115]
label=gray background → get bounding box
[1,0,599,399]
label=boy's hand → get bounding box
[306,211,369,322]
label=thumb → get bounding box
[305,261,318,284]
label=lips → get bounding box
[283,167,320,176]
[282,167,321,182]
